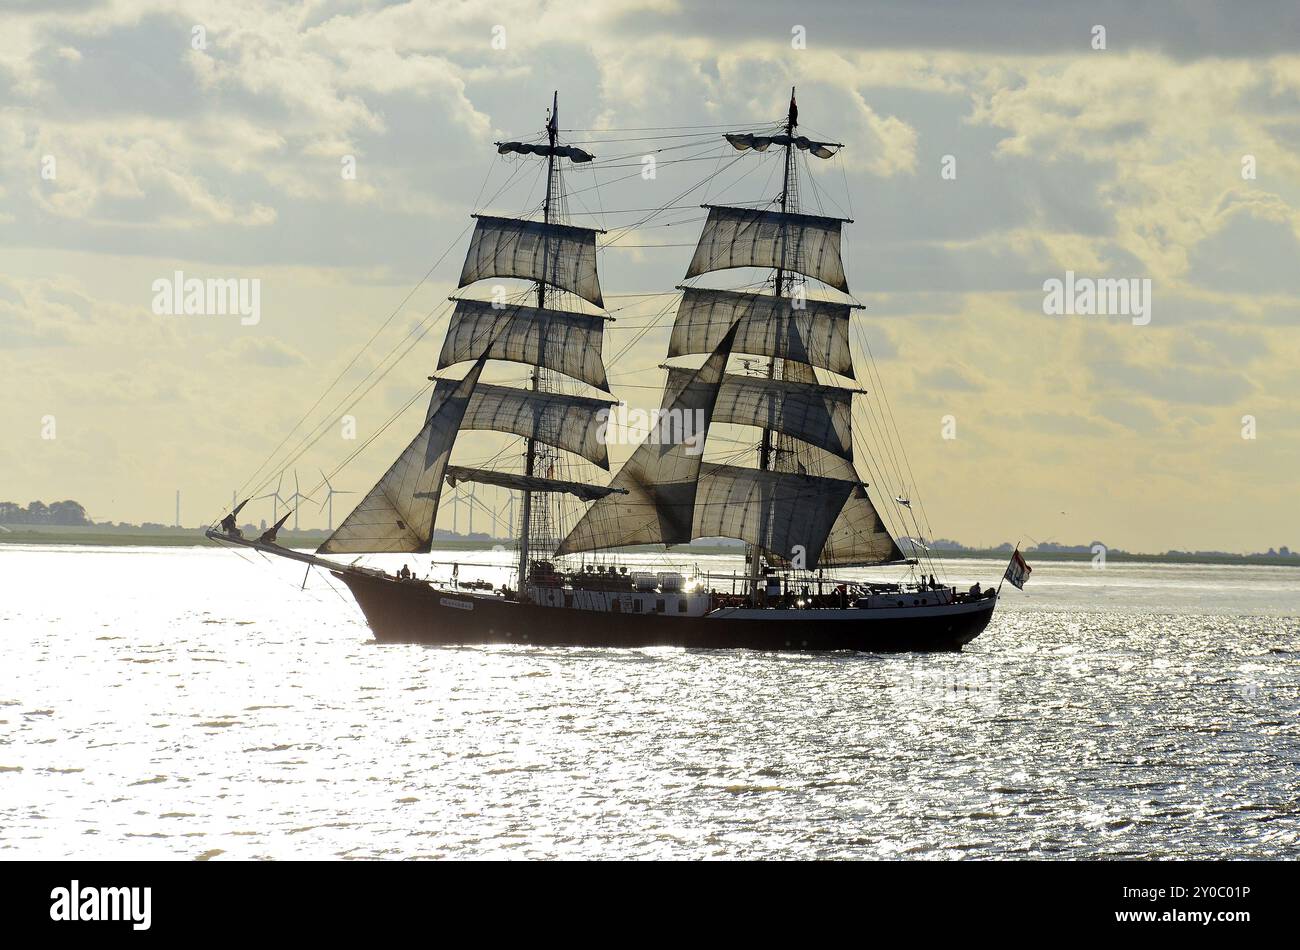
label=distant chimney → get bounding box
[175,489,180,528]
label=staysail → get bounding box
[318,358,485,554]
[816,483,907,567]
[555,325,738,555]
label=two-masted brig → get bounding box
[208,90,1001,652]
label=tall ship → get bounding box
[209,90,1001,651]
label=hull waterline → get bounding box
[337,571,995,653]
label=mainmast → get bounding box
[517,91,560,591]
[557,92,907,574]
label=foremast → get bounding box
[748,88,800,598]
[315,92,620,575]
[518,92,560,592]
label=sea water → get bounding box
[0,545,1296,859]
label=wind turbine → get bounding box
[487,494,510,539]
[285,469,313,531]
[256,472,290,524]
[317,469,354,531]
[444,489,467,535]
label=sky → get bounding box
[1,0,1298,554]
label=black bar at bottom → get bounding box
[0,859,1283,938]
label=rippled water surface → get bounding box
[1,545,1296,859]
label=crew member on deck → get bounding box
[220,513,242,538]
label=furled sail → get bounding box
[662,367,854,459]
[685,205,848,293]
[458,214,604,307]
[668,287,854,378]
[692,464,857,568]
[438,298,610,392]
[724,133,839,159]
[496,142,593,163]
[445,466,626,503]
[318,359,485,554]
[448,380,615,469]
[555,325,738,556]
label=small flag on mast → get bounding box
[1003,548,1032,590]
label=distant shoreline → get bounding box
[2,524,1298,568]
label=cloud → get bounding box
[1187,204,1300,294]
[605,1,1300,59]
[916,364,984,391]
[2,0,1299,551]
[229,335,306,367]
[1086,398,1163,433]
[1089,357,1253,406]
[1018,410,1112,437]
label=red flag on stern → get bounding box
[1003,548,1032,590]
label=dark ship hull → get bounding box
[337,570,995,652]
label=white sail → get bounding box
[693,464,857,568]
[663,367,854,459]
[438,298,610,392]
[452,380,615,469]
[668,287,854,378]
[318,359,485,554]
[555,325,738,556]
[458,214,604,307]
[686,205,849,292]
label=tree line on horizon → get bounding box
[0,500,91,525]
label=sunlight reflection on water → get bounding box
[0,546,1296,859]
